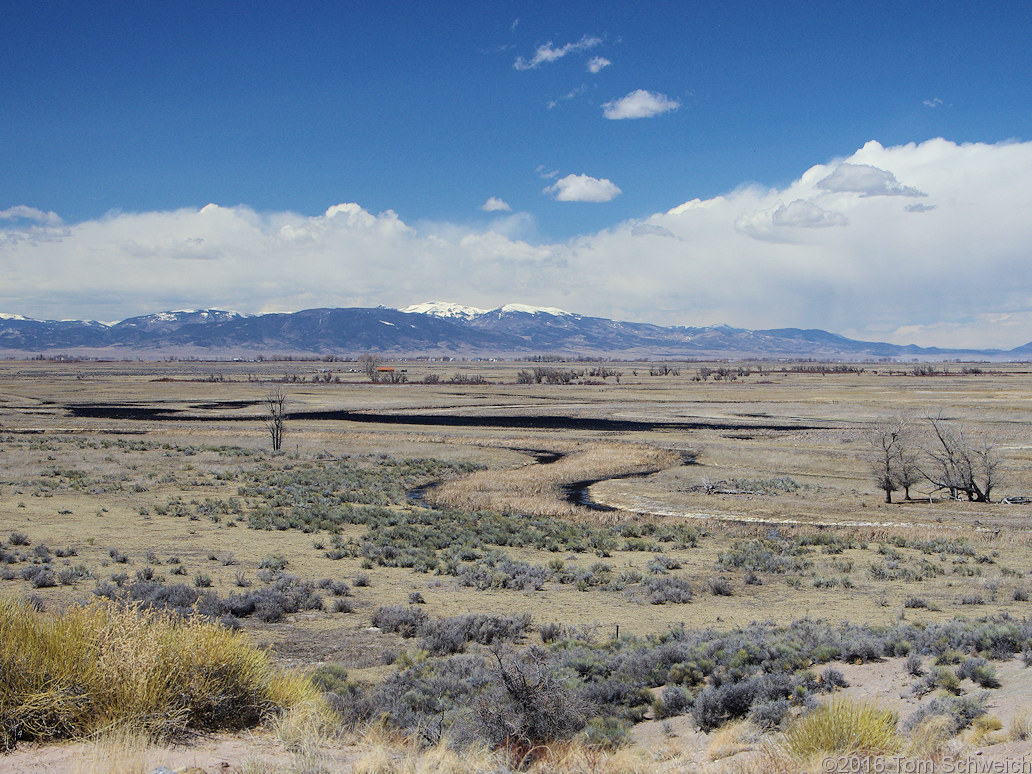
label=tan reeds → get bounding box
[426,442,680,518]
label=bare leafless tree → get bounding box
[894,431,922,500]
[871,422,901,504]
[869,414,921,503]
[891,415,920,500]
[359,353,383,383]
[922,413,1000,502]
[264,388,287,451]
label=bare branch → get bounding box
[264,388,287,452]
[921,413,999,502]
[868,414,919,503]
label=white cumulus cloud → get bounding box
[544,174,622,202]
[0,205,62,226]
[481,197,511,212]
[514,35,601,70]
[587,56,611,73]
[630,223,677,239]
[817,163,925,197]
[602,89,679,119]
[771,200,848,228]
[7,139,1032,350]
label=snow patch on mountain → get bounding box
[402,301,488,320]
[120,309,246,325]
[404,301,575,319]
[497,303,572,316]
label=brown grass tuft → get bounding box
[1008,709,1032,742]
[905,714,955,759]
[707,719,760,760]
[0,595,322,749]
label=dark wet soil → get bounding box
[66,404,183,420]
[191,400,262,410]
[65,402,825,433]
[406,483,434,507]
[561,480,619,511]
[560,470,659,512]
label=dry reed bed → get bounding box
[425,442,681,518]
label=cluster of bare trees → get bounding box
[359,353,407,383]
[516,367,585,385]
[692,366,750,382]
[871,413,1001,503]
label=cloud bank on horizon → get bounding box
[2,138,1031,349]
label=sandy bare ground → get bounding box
[0,732,361,774]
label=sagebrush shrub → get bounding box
[691,677,761,732]
[820,667,849,691]
[371,605,428,638]
[750,698,790,730]
[643,576,693,604]
[539,622,563,643]
[956,657,1001,689]
[904,692,988,736]
[904,653,924,676]
[706,576,735,596]
[653,685,691,719]
[474,648,591,751]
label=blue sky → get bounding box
[3,1,1032,346]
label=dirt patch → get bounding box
[0,732,361,774]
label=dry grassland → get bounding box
[3,359,1032,769]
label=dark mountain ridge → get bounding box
[0,305,1020,360]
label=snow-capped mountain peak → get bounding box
[497,303,572,317]
[402,301,488,320]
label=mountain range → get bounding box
[0,302,1023,360]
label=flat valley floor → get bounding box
[2,359,1032,772]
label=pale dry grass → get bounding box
[712,739,803,774]
[71,731,168,774]
[780,696,902,762]
[274,697,341,753]
[427,442,680,517]
[528,741,656,774]
[1008,709,1032,742]
[905,714,955,759]
[706,719,760,761]
[965,715,1004,746]
[0,596,323,748]
[350,724,501,774]
[348,731,673,774]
